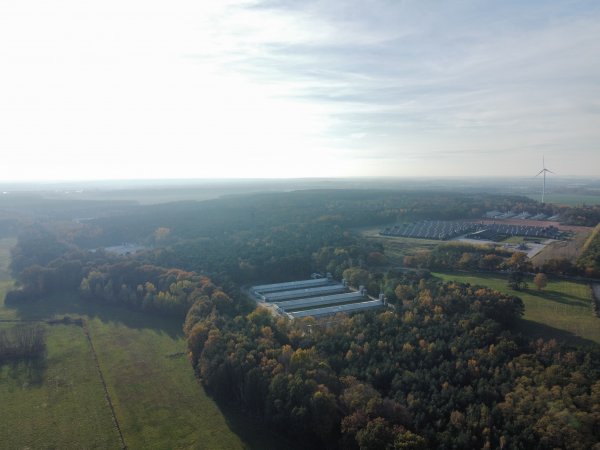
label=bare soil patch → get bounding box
[532,228,593,266]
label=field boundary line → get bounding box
[81,320,128,450]
[0,317,128,448]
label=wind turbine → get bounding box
[535,156,555,203]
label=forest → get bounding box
[4,188,600,449]
[183,271,600,449]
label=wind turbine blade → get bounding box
[535,169,544,177]
[546,169,556,174]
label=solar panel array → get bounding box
[381,221,478,240]
[381,220,563,241]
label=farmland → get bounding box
[434,272,600,345]
[0,323,120,450]
[0,292,299,449]
[525,192,600,206]
[0,232,298,450]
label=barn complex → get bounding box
[250,276,385,319]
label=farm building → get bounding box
[274,291,366,312]
[250,278,384,319]
[288,299,385,319]
[259,284,347,302]
[251,277,332,295]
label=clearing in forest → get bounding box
[435,272,600,346]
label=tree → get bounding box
[533,273,548,291]
[154,227,171,242]
[355,418,395,450]
[505,252,532,272]
[343,267,370,289]
[507,271,527,291]
[394,430,427,450]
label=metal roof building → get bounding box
[261,284,347,302]
[513,212,531,220]
[251,278,330,295]
[275,291,364,312]
[288,299,384,319]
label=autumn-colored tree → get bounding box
[505,252,532,272]
[355,417,395,450]
[367,251,387,266]
[394,284,415,302]
[394,430,427,450]
[154,227,171,242]
[533,273,548,291]
[343,267,370,289]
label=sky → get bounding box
[1,0,599,181]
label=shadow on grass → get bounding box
[524,289,590,307]
[516,318,598,348]
[1,356,47,386]
[8,293,184,340]
[213,400,306,450]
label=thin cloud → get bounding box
[1,0,599,179]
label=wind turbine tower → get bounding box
[535,156,555,203]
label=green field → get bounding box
[434,272,600,345]
[0,292,300,449]
[0,232,298,450]
[0,323,120,449]
[525,193,600,206]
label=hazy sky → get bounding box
[1,0,599,181]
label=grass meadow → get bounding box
[0,239,298,450]
[524,193,600,206]
[1,292,300,449]
[434,272,600,346]
[0,323,120,449]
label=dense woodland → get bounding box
[183,271,600,449]
[4,189,600,449]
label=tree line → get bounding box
[0,325,46,363]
